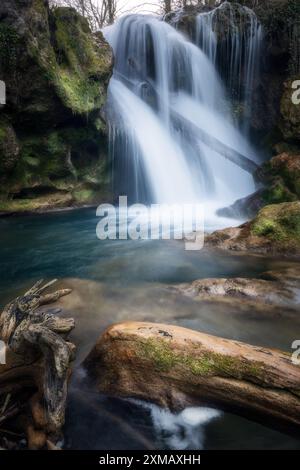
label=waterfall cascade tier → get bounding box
[196,2,262,129]
[104,6,262,223]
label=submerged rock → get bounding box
[170,264,300,317]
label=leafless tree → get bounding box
[160,0,222,15]
[161,0,172,14]
[49,1,164,29]
[49,0,118,29]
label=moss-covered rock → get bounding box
[280,80,300,142]
[251,201,300,242]
[259,153,300,203]
[217,153,300,219]
[0,0,113,213]
[50,7,112,115]
[206,201,300,256]
[0,191,74,214]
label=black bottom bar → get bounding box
[0,450,299,467]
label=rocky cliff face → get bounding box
[0,0,113,213]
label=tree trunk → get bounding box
[84,321,300,436]
[163,1,172,14]
[0,281,75,449]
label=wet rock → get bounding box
[206,201,300,257]
[83,321,300,435]
[0,0,113,213]
[217,189,265,219]
[170,263,300,319]
[172,276,294,306]
[258,153,300,200]
[218,153,300,220]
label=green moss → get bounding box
[140,338,178,371]
[0,192,73,213]
[251,202,300,244]
[49,7,111,115]
[262,180,297,204]
[138,338,265,381]
[2,131,68,195]
[55,71,102,114]
[0,3,112,208]
[72,188,96,203]
[252,218,285,240]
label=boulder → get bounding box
[206,201,300,256]
[83,321,300,435]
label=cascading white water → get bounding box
[196,2,262,130]
[104,7,261,226]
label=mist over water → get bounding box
[104,5,262,227]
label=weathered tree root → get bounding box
[0,280,75,448]
[84,321,300,436]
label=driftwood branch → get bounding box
[84,321,300,436]
[0,280,75,448]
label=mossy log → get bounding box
[84,322,300,435]
[0,280,75,449]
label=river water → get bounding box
[0,208,299,449]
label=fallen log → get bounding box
[84,321,300,436]
[0,280,75,448]
[114,71,259,175]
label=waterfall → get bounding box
[104,8,261,224]
[196,2,262,129]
